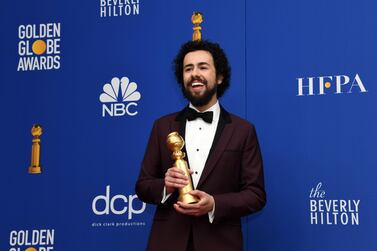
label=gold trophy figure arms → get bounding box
[192,12,203,42]
[28,124,43,174]
[166,132,199,204]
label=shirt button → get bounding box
[195,171,198,174]
[199,127,202,130]
[196,149,199,152]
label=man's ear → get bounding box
[217,75,224,85]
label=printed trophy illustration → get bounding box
[28,124,43,174]
[167,132,199,204]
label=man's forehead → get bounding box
[183,50,214,66]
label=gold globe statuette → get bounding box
[191,11,203,42]
[166,132,199,204]
[28,124,43,174]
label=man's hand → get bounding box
[164,167,189,194]
[174,190,215,217]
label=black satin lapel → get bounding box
[173,106,188,157]
[172,107,193,186]
[206,116,226,162]
[205,106,231,166]
[169,121,180,134]
[179,120,186,140]
[197,107,232,188]
[197,124,234,188]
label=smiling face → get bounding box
[182,50,223,111]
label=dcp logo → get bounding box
[99,76,141,117]
[92,185,146,220]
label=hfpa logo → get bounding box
[297,73,367,96]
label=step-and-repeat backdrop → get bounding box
[1,1,376,250]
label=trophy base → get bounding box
[28,166,41,174]
[179,193,199,204]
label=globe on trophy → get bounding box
[166,132,199,204]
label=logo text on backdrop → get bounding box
[297,74,367,96]
[9,229,55,251]
[99,76,141,117]
[91,185,147,228]
[100,0,140,17]
[17,23,61,71]
[309,182,360,225]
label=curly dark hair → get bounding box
[173,40,231,98]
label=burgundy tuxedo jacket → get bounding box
[135,106,266,251]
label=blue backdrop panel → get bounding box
[1,1,246,251]
[246,1,377,250]
[1,0,376,250]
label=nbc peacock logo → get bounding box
[99,76,141,117]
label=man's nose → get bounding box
[192,67,200,77]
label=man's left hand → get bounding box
[174,190,214,216]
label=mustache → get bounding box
[188,76,207,85]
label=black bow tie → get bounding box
[185,108,213,123]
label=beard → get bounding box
[182,77,217,107]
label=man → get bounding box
[135,40,266,251]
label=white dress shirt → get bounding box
[185,101,220,188]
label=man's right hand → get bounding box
[164,167,189,194]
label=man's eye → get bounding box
[184,68,192,72]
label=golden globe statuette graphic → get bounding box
[192,11,203,42]
[28,124,43,174]
[166,132,199,204]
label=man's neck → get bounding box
[192,96,218,112]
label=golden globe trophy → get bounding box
[28,124,43,174]
[166,132,199,204]
[192,11,203,42]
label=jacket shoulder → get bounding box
[154,111,179,125]
[228,112,256,131]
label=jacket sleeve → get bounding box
[212,125,266,223]
[135,120,166,205]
